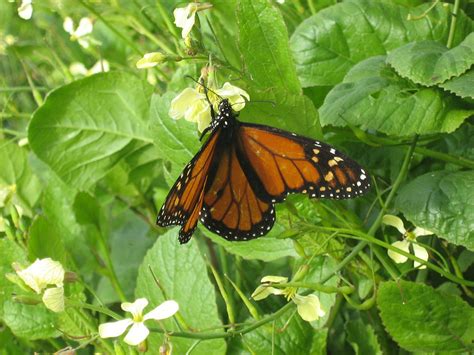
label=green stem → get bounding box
[447,0,461,49]
[272,282,354,294]
[66,300,122,319]
[366,134,474,169]
[78,0,142,55]
[0,87,48,92]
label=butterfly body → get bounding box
[157,99,370,244]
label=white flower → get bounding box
[63,17,93,48]
[383,214,433,269]
[136,52,167,69]
[251,275,326,323]
[69,60,109,77]
[169,83,249,132]
[18,0,33,20]
[174,3,199,39]
[293,294,325,322]
[173,3,212,39]
[99,298,179,346]
[251,275,288,301]
[15,258,65,312]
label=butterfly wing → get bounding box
[236,123,370,202]
[156,129,221,244]
[200,142,275,241]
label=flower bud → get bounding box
[13,294,42,305]
[136,52,168,69]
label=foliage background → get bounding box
[1,0,473,353]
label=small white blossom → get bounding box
[293,294,325,322]
[251,275,326,323]
[15,258,65,312]
[63,17,93,48]
[174,3,199,39]
[136,52,167,69]
[99,298,179,346]
[18,0,33,20]
[383,214,433,269]
[69,60,109,77]
[169,82,249,132]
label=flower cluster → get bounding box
[252,276,325,322]
[169,82,249,132]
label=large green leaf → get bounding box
[3,301,59,340]
[319,56,473,136]
[395,170,474,251]
[237,0,301,94]
[28,216,67,265]
[440,68,474,99]
[346,318,382,355]
[135,230,226,354]
[28,72,153,190]
[377,281,474,352]
[290,0,473,87]
[387,33,474,86]
[0,140,40,212]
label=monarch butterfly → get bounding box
[157,98,370,244]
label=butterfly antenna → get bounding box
[235,100,276,108]
[184,75,222,100]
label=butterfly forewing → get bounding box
[237,123,370,201]
[156,129,220,243]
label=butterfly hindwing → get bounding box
[237,123,370,202]
[200,144,275,241]
[156,129,220,243]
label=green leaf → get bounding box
[309,328,328,355]
[203,227,297,261]
[150,92,200,170]
[0,139,40,213]
[28,216,67,265]
[387,33,474,86]
[237,0,301,94]
[28,72,153,190]
[440,68,474,99]
[3,301,59,340]
[395,170,474,251]
[135,229,226,354]
[346,318,383,355]
[377,280,474,352]
[243,314,315,354]
[0,239,27,319]
[319,56,473,136]
[290,0,474,86]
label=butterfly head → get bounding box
[218,99,233,115]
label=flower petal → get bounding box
[75,18,93,37]
[413,226,433,237]
[412,243,429,269]
[169,88,204,120]
[124,322,150,346]
[89,60,110,74]
[216,83,250,111]
[69,62,88,76]
[174,4,198,39]
[42,286,64,312]
[16,258,65,293]
[136,52,167,69]
[99,319,133,339]
[63,17,74,34]
[293,294,325,322]
[382,215,406,235]
[251,285,278,301]
[144,300,179,321]
[388,240,410,263]
[18,0,33,20]
[261,275,288,284]
[122,298,148,319]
